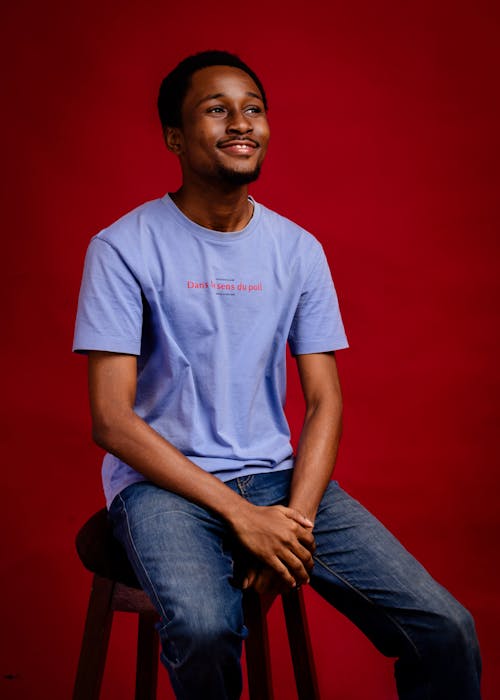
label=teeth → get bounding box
[219,142,255,151]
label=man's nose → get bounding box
[226,110,253,133]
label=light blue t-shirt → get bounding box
[73,194,348,506]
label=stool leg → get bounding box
[135,611,159,700]
[282,588,320,700]
[73,574,115,700]
[243,590,274,700]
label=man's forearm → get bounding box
[288,396,343,523]
[245,395,342,593]
[93,408,248,524]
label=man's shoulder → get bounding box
[256,200,323,253]
[94,196,166,248]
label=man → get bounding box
[73,50,482,699]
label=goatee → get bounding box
[215,163,262,186]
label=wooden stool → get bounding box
[73,509,320,699]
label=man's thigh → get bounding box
[108,481,244,632]
[310,480,469,656]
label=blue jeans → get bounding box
[108,470,482,699]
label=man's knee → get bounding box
[430,600,479,657]
[158,602,245,667]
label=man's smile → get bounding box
[217,137,259,155]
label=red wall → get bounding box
[2,1,499,698]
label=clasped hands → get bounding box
[231,504,316,595]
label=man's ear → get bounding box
[164,126,183,154]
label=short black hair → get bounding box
[157,50,268,129]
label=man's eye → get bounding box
[207,106,226,114]
[245,106,262,114]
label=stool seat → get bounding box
[73,508,320,699]
[76,508,142,589]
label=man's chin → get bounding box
[216,164,262,186]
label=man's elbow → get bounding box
[91,418,114,451]
[306,389,343,421]
[91,409,133,452]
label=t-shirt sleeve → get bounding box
[288,242,348,355]
[72,236,143,355]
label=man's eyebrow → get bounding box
[195,91,264,107]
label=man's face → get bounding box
[169,65,270,186]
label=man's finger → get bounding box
[278,550,311,585]
[297,529,316,553]
[268,556,298,589]
[279,506,314,528]
[242,566,259,589]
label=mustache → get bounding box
[216,136,260,147]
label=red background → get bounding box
[2,1,499,698]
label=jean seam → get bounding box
[312,553,424,665]
[118,492,170,622]
[236,475,254,495]
[122,507,219,530]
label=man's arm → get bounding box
[88,350,315,588]
[244,351,342,593]
[288,351,343,521]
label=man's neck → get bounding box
[170,181,253,232]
